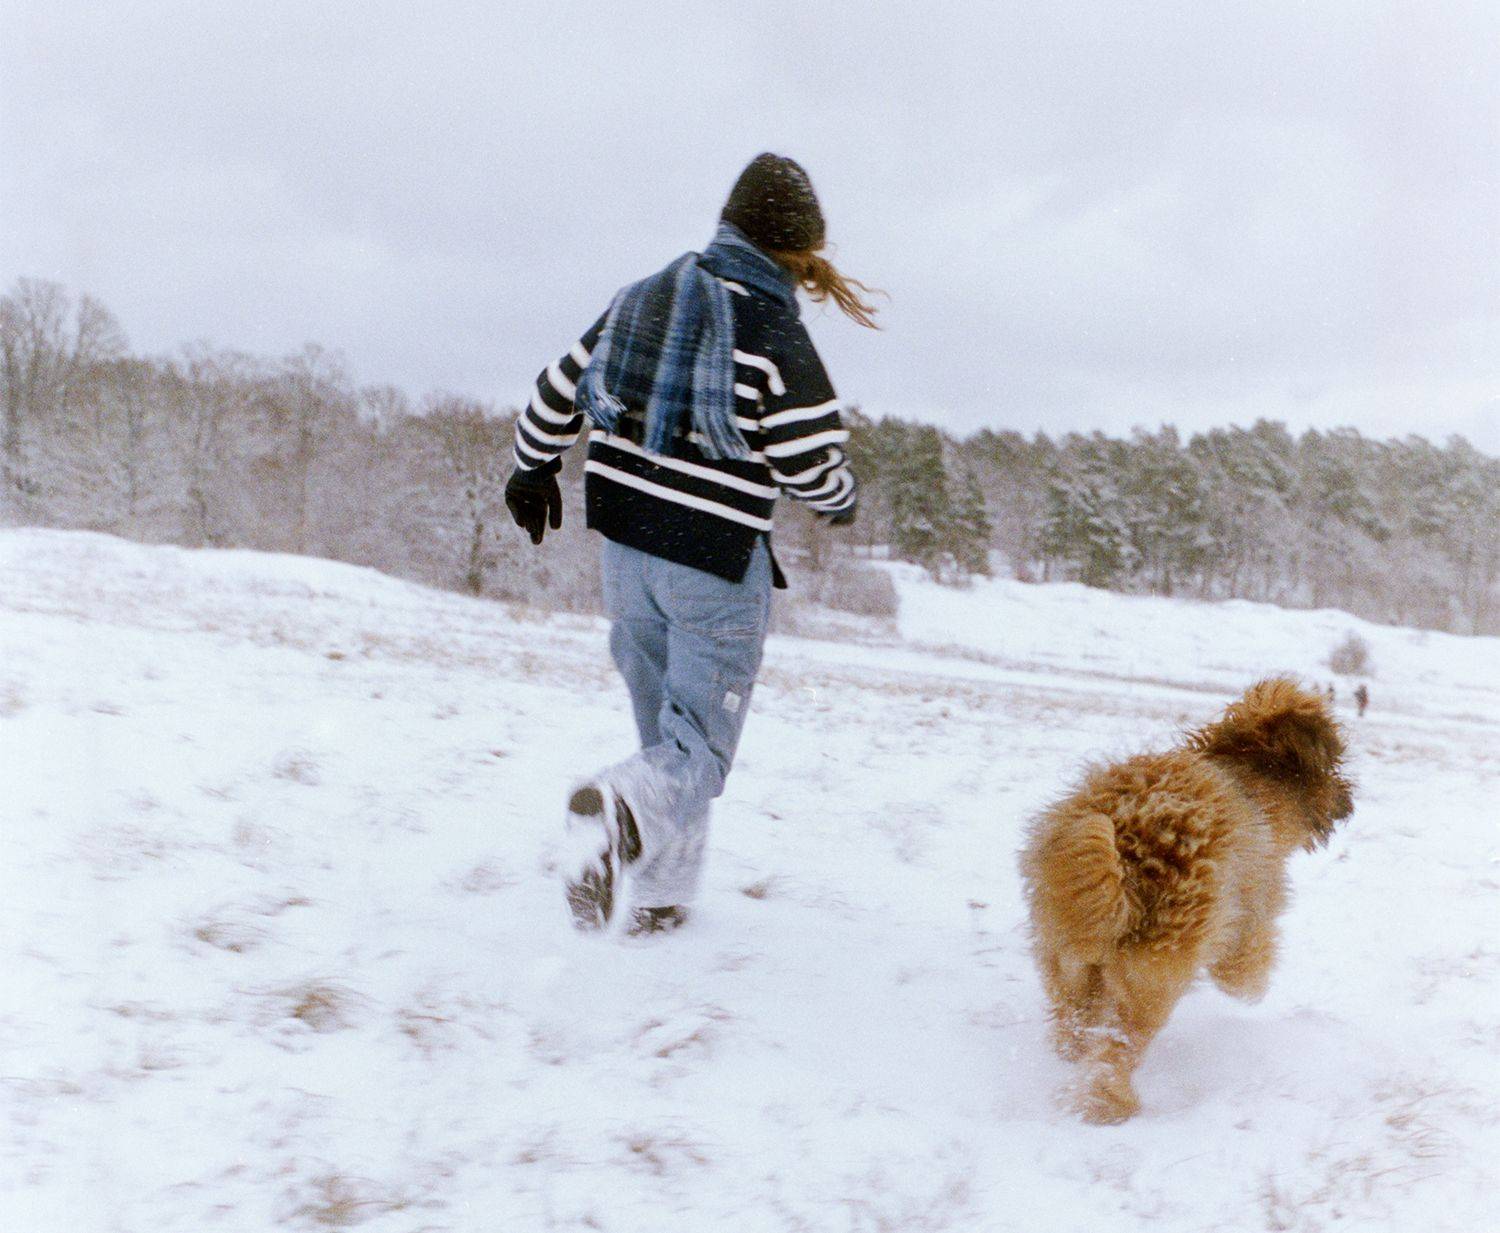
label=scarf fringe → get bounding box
[577,224,795,462]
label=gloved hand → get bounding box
[820,500,857,527]
[504,461,562,545]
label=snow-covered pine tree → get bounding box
[1189,421,1295,601]
[889,424,952,574]
[842,410,908,555]
[1291,428,1392,613]
[963,428,1053,581]
[1040,434,1135,588]
[946,466,992,577]
[1119,426,1206,596]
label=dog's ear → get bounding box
[1188,678,1346,783]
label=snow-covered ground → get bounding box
[2,529,1496,1232]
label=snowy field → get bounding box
[2,528,1497,1233]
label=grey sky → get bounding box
[3,1,1496,450]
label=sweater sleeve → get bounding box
[512,314,606,472]
[758,322,857,515]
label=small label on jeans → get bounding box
[723,691,742,714]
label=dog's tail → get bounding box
[1021,810,1131,962]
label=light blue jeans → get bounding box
[598,537,774,908]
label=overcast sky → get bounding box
[3,1,1496,451]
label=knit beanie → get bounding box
[720,153,826,252]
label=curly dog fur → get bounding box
[1019,678,1354,1124]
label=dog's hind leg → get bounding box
[1041,951,1105,1062]
[1076,954,1195,1125]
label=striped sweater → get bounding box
[512,279,857,584]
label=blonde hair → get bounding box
[768,248,884,329]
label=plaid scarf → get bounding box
[575,223,798,460]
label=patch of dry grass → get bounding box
[285,1172,416,1229]
[0,680,28,716]
[191,915,267,954]
[267,981,362,1034]
[614,1128,711,1177]
[272,748,322,786]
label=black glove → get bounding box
[820,500,857,527]
[504,461,562,546]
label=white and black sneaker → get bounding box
[626,905,688,937]
[562,782,642,931]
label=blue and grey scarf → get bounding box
[574,222,798,461]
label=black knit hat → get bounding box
[720,153,826,252]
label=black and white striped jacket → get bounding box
[512,279,857,584]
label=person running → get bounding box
[504,153,879,936]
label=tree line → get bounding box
[848,412,1499,634]
[3,277,1496,633]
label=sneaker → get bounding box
[562,782,642,931]
[626,905,688,937]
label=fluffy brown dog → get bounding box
[1019,678,1354,1124]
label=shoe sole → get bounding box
[626,906,687,937]
[564,785,616,931]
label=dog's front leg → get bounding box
[1209,920,1279,1002]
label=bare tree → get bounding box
[164,345,265,546]
[248,344,355,553]
[412,395,512,595]
[359,383,410,433]
[1,279,69,504]
[44,356,168,533]
[0,279,126,515]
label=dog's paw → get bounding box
[1074,1078,1140,1125]
[1209,962,1272,1003]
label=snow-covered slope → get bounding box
[886,562,1496,724]
[2,530,1496,1232]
